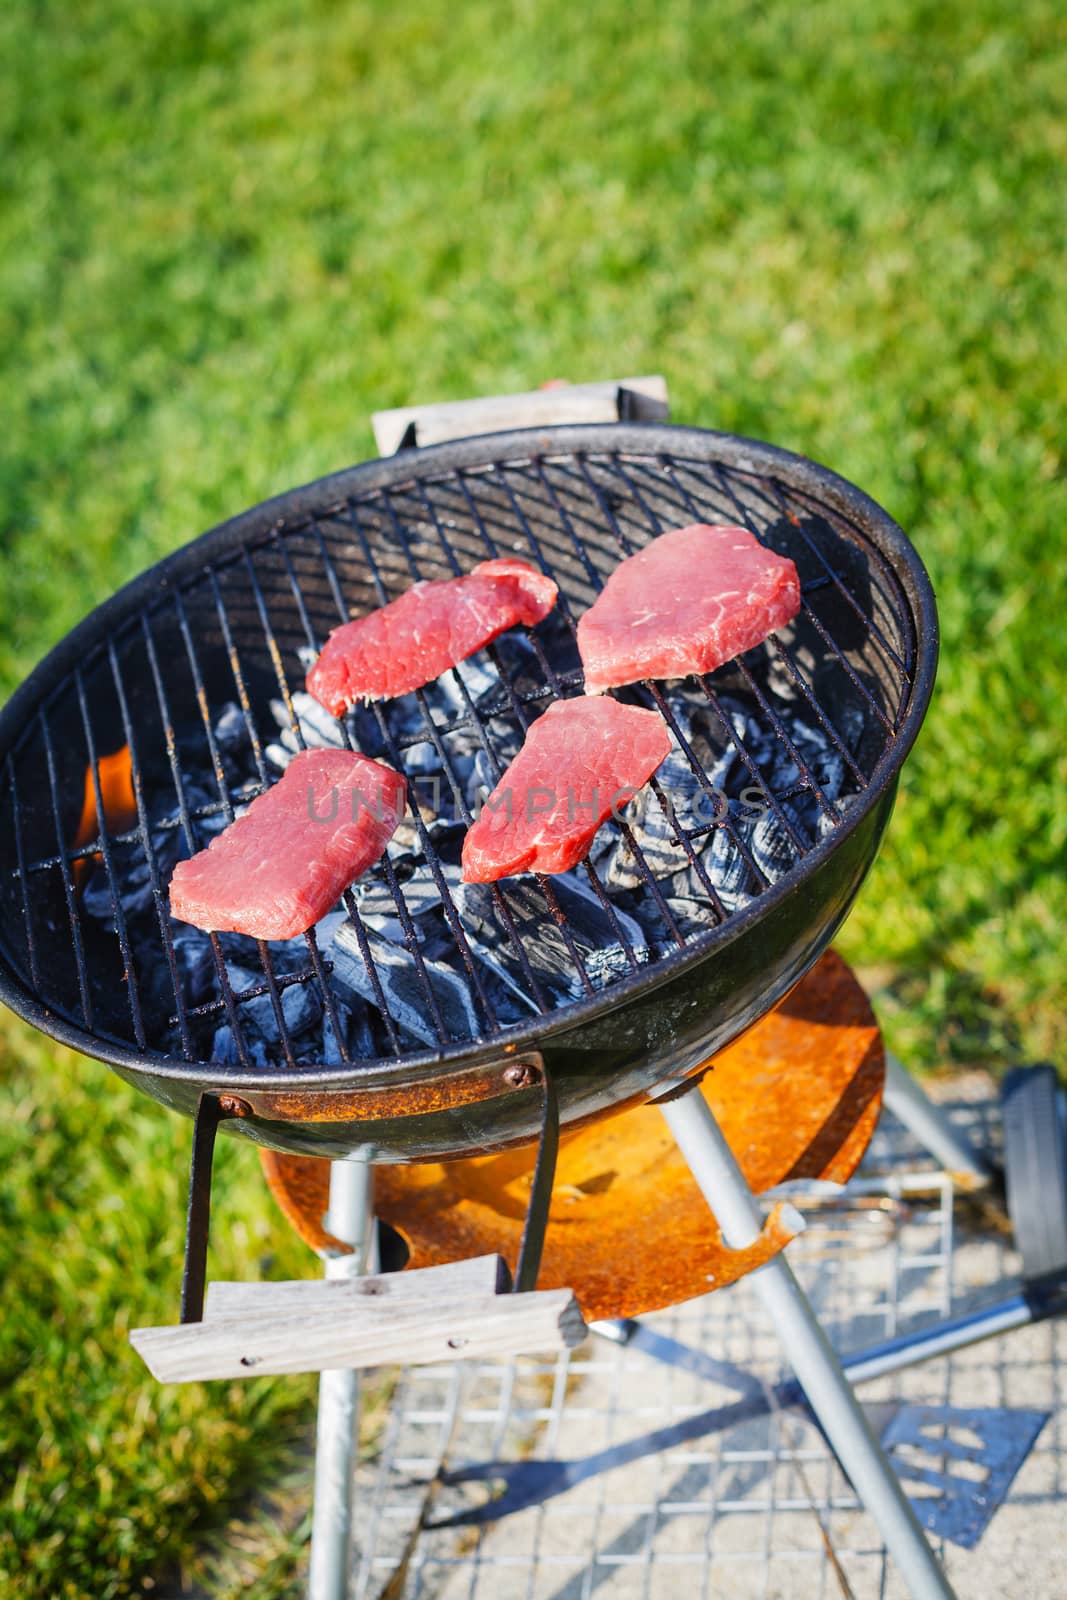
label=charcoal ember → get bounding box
[470,623,572,714]
[212,1024,271,1067]
[591,690,732,891]
[315,994,376,1064]
[731,699,860,883]
[82,824,182,922]
[265,692,349,771]
[468,717,524,806]
[329,920,480,1048]
[353,858,461,930]
[422,653,500,720]
[691,822,758,912]
[213,701,249,754]
[454,872,647,1010]
[225,962,324,1040]
[168,925,219,1009]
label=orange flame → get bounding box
[73,746,137,887]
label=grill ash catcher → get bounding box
[1,378,1064,1600]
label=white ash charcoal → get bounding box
[329,920,480,1048]
[82,826,182,922]
[454,872,648,1010]
[317,997,376,1064]
[265,692,350,771]
[213,701,250,754]
[224,962,323,1040]
[212,1024,271,1067]
[591,691,736,891]
[354,858,460,926]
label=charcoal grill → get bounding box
[0,423,936,1161]
[0,411,959,1600]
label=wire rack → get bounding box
[346,1077,1065,1599]
[0,442,920,1073]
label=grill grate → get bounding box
[0,443,919,1073]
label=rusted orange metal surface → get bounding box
[260,950,884,1321]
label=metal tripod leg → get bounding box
[308,1158,376,1600]
[882,1054,994,1188]
[658,1086,956,1600]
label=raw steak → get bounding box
[461,697,671,882]
[577,524,801,693]
[307,558,558,713]
[169,749,405,940]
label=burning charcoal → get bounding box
[212,1023,271,1067]
[422,653,500,721]
[214,702,249,754]
[315,995,376,1064]
[169,925,218,1009]
[225,962,323,1041]
[661,893,722,937]
[591,691,733,891]
[354,858,460,928]
[454,872,647,1010]
[329,921,480,1048]
[694,823,758,912]
[82,825,182,922]
[265,692,349,771]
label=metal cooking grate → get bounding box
[0,444,918,1071]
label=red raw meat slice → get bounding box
[169,749,405,940]
[577,524,801,693]
[307,558,558,713]
[461,697,671,882]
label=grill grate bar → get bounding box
[526,460,692,947]
[223,550,350,1062]
[7,763,834,885]
[587,454,842,829]
[704,460,898,736]
[340,505,501,1030]
[38,706,94,1029]
[548,455,799,871]
[7,754,40,992]
[311,514,467,1045]
[106,638,195,1059]
[207,571,270,785]
[200,575,356,1062]
[486,466,731,929]
[660,456,870,789]
[507,464,773,892]
[175,964,322,1023]
[73,670,147,1048]
[446,472,644,971]
[144,605,252,1065]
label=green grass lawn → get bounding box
[1,0,1065,1593]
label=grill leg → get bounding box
[659,1085,956,1600]
[308,1158,376,1600]
[882,1054,994,1188]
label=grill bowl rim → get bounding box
[0,421,938,1090]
